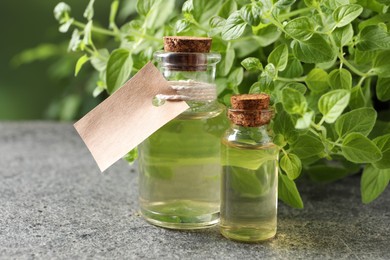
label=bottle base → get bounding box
[220,226,276,242]
[139,200,220,230]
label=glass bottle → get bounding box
[220,94,279,242]
[138,36,227,229]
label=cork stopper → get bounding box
[228,94,272,127]
[231,94,270,110]
[162,36,212,71]
[163,36,212,53]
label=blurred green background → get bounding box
[0,1,118,120]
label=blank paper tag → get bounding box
[74,62,189,172]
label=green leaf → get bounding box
[349,85,366,109]
[218,0,237,19]
[232,37,259,57]
[373,134,390,169]
[109,0,119,25]
[259,63,276,91]
[295,111,314,129]
[358,14,390,31]
[273,134,286,147]
[291,133,324,159]
[90,49,109,72]
[278,173,304,209]
[292,34,336,63]
[282,87,307,115]
[59,18,74,33]
[335,107,377,138]
[74,54,89,76]
[276,0,296,9]
[323,0,350,10]
[304,0,320,7]
[210,16,225,28]
[182,0,193,13]
[83,20,93,45]
[376,77,390,101]
[83,0,95,20]
[333,4,363,28]
[273,108,298,144]
[341,133,382,163]
[280,153,302,180]
[219,47,235,76]
[284,17,315,41]
[268,44,288,71]
[106,49,132,94]
[307,163,358,183]
[285,82,307,95]
[137,0,153,16]
[332,23,353,47]
[240,3,262,26]
[254,24,282,47]
[279,57,303,78]
[228,67,244,93]
[376,0,390,4]
[249,82,261,94]
[222,11,247,40]
[124,148,138,164]
[372,50,390,78]
[93,84,105,98]
[241,57,263,71]
[143,0,175,29]
[353,49,377,66]
[54,2,71,22]
[68,29,81,52]
[328,68,352,90]
[361,165,390,204]
[175,19,191,33]
[305,68,330,93]
[318,89,350,123]
[192,0,223,24]
[356,25,390,51]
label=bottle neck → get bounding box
[155,51,220,85]
[225,123,272,146]
[154,51,221,116]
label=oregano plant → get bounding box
[54,0,390,208]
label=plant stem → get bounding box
[278,7,312,20]
[357,76,367,88]
[328,140,342,147]
[338,54,367,77]
[318,117,325,127]
[267,14,287,34]
[73,20,118,37]
[191,20,208,32]
[277,76,307,82]
[128,29,160,42]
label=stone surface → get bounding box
[0,122,389,259]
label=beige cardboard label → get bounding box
[74,62,189,172]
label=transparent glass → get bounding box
[220,121,279,242]
[138,51,228,229]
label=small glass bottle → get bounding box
[138,36,227,229]
[220,94,279,242]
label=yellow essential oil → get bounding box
[137,37,226,229]
[220,94,279,242]
[138,102,227,229]
[220,141,278,241]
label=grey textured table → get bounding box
[0,122,389,259]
